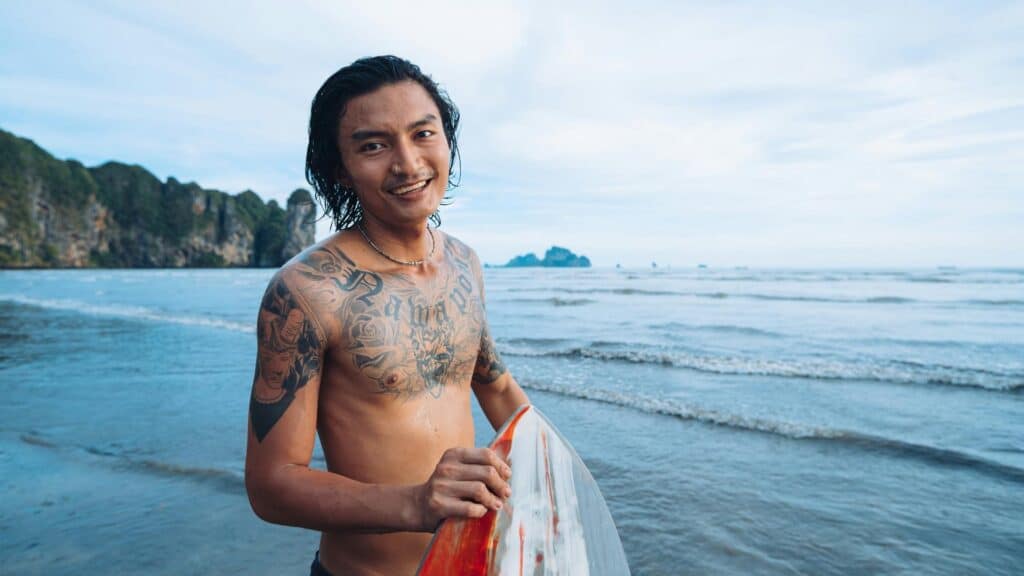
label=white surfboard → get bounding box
[418,404,631,575]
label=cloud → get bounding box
[2,0,1022,266]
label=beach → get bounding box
[1,267,1022,575]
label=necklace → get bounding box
[356,223,435,266]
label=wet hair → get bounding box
[305,55,461,231]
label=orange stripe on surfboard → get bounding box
[417,405,531,576]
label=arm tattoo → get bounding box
[466,243,506,386]
[473,323,507,386]
[250,277,324,442]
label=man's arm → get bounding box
[472,323,530,430]
[244,270,417,532]
[468,251,530,430]
[245,268,510,533]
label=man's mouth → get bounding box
[388,178,432,196]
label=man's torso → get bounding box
[283,230,486,574]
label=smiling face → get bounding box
[336,81,450,229]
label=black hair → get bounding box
[305,55,461,231]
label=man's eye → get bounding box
[417,130,435,138]
[361,143,384,152]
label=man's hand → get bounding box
[412,447,513,531]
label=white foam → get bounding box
[502,345,1022,391]
[521,380,843,440]
[0,294,253,334]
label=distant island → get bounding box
[504,246,591,268]
[0,128,315,268]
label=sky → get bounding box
[1,0,1022,267]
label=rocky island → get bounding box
[504,246,591,268]
[0,128,315,268]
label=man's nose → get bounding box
[390,138,421,176]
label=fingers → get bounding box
[423,444,516,524]
[432,476,507,511]
[420,489,490,529]
[444,498,489,519]
[423,480,500,518]
[438,448,511,500]
[420,448,514,527]
[460,464,512,499]
[447,447,512,479]
[440,480,503,511]
[458,500,490,519]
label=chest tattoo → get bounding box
[295,238,483,399]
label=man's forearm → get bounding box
[474,374,530,431]
[247,464,422,533]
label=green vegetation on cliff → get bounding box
[254,200,287,267]
[91,162,195,244]
[0,128,316,268]
[0,131,99,265]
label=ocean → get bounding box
[1,267,1022,575]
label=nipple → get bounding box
[379,372,404,394]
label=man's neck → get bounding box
[357,216,433,264]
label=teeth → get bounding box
[392,180,428,195]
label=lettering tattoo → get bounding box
[307,236,497,397]
[250,278,325,442]
[249,234,510,440]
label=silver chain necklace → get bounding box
[356,223,435,266]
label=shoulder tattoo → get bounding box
[250,276,324,442]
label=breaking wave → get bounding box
[19,433,245,494]
[517,382,1024,483]
[0,294,253,334]
[502,344,1023,392]
[649,322,784,338]
[501,297,597,306]
[497,288,1023,307]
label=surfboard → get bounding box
[417,404,631,575]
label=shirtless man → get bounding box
[244,55,530,575]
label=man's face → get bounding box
[336,80,450,228]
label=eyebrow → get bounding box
[350,114,439,141]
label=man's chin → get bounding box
[388,196,444,222]
[378,204,441,228]
[360,187,445,227]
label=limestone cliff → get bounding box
[505,246,591,268]
[0,128,316,268]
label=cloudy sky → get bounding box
[2,1,1022,267]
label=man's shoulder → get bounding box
[272,233,362,293]
[280,232,353,274]
[259,234,363,334]
[438,231,481,270]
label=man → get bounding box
[244,55,530,576]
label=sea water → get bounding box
[1,267,1022,575]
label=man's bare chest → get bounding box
[293,244,484,399]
